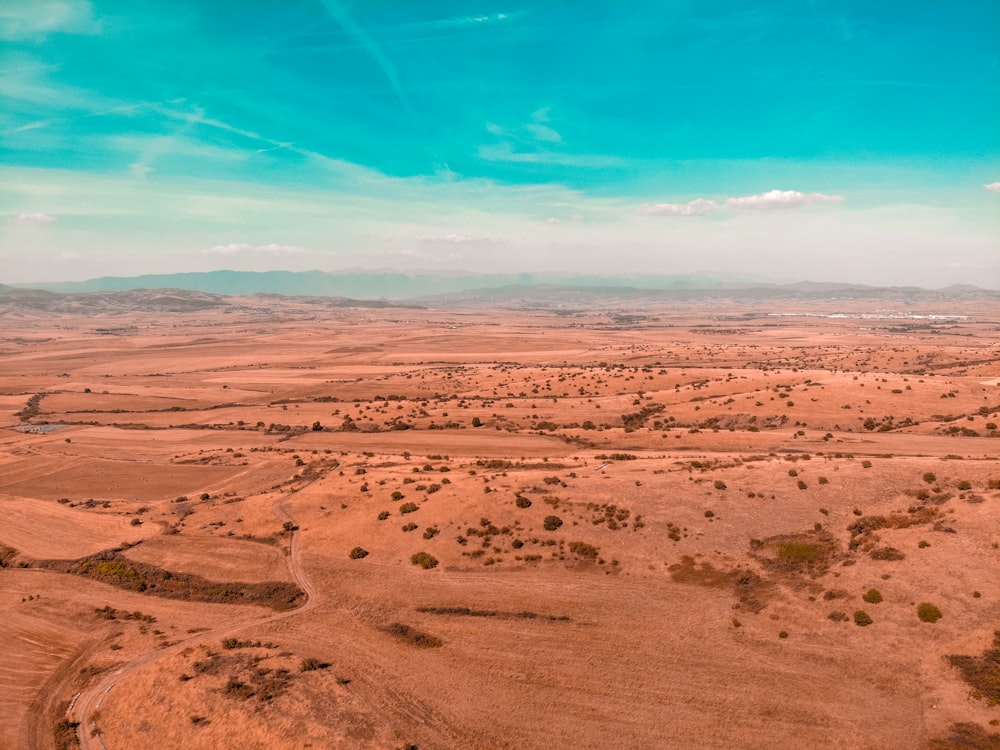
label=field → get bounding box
[1,296,998,749]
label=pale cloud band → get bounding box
[985,182,1000,192]
[638,189,844,217]
[205,243,304,256]
[15,212,57,225]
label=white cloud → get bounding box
[637,199,720,217]
[0,0,101,40]
[418,233,495,244]
[724,189,844,210]
[15,212,57,225]
[984,182,1000,193]
[205,243,304,256]
[545,217,564,225]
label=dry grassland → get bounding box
[0,297,998,749]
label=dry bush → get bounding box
[386,622,442,648]
[918,602,943,623]
[410,552,438,569]
[854,610,873,627]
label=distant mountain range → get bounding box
[12,270,781,299]
[2,271,996,314]
[9,269,997,302]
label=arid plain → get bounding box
[2,294,999,749]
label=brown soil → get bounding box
[1,298,998,749]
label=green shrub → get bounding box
[862,588,883,604]
[918,602,943,623]
[400,502,419,514]
[713,480,727,490]
[515,496,532,509]
[349,547,369,559]
[543,515,563,531]
[854,610,873,626]
[377,511,390,521]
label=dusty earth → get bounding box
[1,296,998,749]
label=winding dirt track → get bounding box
[72,487,318,750]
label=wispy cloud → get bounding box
[205,243,304,256]
[637,199,720,217]
[418,233,497,244]
[15,212,57,225]
[317,0,413,115]
[984,182,1000,193]
[639,190,844,217]
[479,142,626,168]
[0,0,101,41]
[725,189,844,210]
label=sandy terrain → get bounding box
[0,297,997,749]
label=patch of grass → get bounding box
[948,632,1000,705]
[927,722,1000,750]
[46,552,304,610]
[918,602,943,623]
[751,530,838,577]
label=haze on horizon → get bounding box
[1,1,998,289]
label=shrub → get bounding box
[400,502,418,514]
[377,511,390,521]
[923,472,936,484]
[349,547,369,559]
[854,610,873,626]
[300,657,329,672]
[401,523,418,532]
[391,491,404,501]
[862,588,883,604]
[862,460,873,468]
[543,515,563,531]
[918,602,943,623]
[568,541,598,558]
[957,480,972,491]
[713,480,727,490]
[515,496,532,509]
[410,552,438,569]
[870,546,905,561]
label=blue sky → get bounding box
[1,0,998,286]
